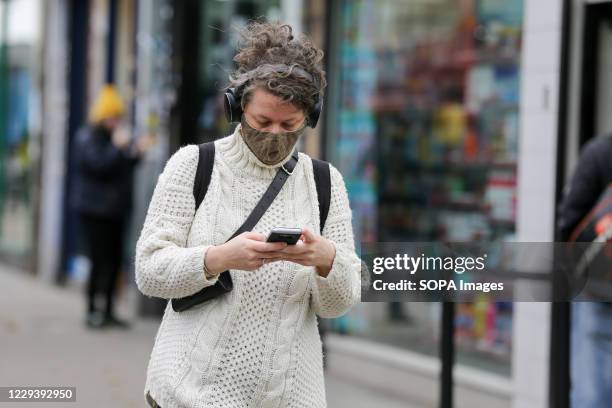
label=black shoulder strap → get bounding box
[193,142,215,211]
[312,159,331,234]
[229,149,299,239]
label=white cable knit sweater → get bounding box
[135,124,362,408]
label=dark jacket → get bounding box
[557,135,612,240]
[71,124,141,218]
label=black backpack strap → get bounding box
[193,142,215,211]
[312,159,331,234]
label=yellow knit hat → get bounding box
[89,84,125,123]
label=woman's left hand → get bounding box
[270,227,336,277]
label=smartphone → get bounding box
[266,227,302,245]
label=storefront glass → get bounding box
[196,0,282,142]
[327,0,523,376]
[128,0,177,273]
[0,0,41,263]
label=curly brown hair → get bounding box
[228,21,327,114]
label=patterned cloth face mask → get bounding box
[240,116,307,165]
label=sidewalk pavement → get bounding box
[0,265,416,408]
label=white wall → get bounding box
[281,0,304,35]
[514,0,564,407]
[38,0,69,282]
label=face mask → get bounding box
[240,116,306,165]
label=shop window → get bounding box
[327,0,523,377]
[0,0,42,262]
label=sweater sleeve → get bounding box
[310,163,362,318]
[134,144,220,299]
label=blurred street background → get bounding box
[0,264,415,408]
[0,0,609,407]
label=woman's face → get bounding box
[242,88,306,133]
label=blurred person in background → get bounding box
[558,134,612,408]
[135,21,362,408]
[71,84,155,329]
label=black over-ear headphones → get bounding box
[223,87,323,129]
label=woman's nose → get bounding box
[267,124,284,134]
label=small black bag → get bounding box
[171,141,331,312]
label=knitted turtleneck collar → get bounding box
[217,123,297,179]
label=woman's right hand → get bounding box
[204,231,288,274]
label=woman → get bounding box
[135,22,362,408]
[72,85,152,329]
